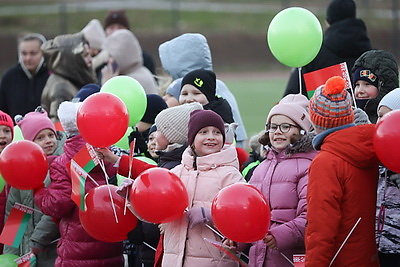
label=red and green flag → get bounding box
[69,160,88,211]
[204,238,248,267]
[72,144,99,173]
[16,251,36,267]
[0,203,33,248]
[303,62,352,98]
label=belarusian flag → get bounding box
[72,144,99,173]
[303,62,352,98]
[15,251,36,267]
[0,203,33,248]
[69,160,88,211]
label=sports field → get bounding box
[220,71,288,140]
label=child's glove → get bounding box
[116,178,134,198]
[186,207,212,228]
[389,173,400,187]
[224,123,238,145]
[353,107,371,125]
[31,241,47,255]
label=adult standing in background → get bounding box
[0,33,49,119]
[103,10,156,77]
[283,0,372,97]
[40,32,96,122]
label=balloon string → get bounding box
[298,67,302,95]
[89,144,119,224]
[329,217,361,266]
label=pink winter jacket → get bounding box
[34,135,124,267]
[245,135,317,267]
[162,145,246,267]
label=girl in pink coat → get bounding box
[161,109,246,267]
[241,94,317,267]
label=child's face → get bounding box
[354,80,379,99]
[179,85,209,105]
[147,131,158,159]
[268,115,301,152]
[155,131,169,150]
[193,126,223,157]
[0,125,12,153]
[33,129,57,156]
[162,94,179,108]
[377,106,392,122]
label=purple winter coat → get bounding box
[34,135,124,267]
[245,134,317,267]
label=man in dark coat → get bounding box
[0,33,49,119]
[283,0,372,97]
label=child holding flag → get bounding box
[3,107,65,265]
[34,101,124,266]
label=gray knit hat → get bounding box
[378,88,400,112]
[155,102,203,144]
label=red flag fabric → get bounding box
[0,203,33,248]
[16,251,36,267]
[69,161,88,211]
[72,144,99,173]
[303,62,352,98]
[204,238,248,267]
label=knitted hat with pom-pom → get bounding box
[309,76,354,130]
[15,107,56,141]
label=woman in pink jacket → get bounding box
[242,94,317,267]
[161,109,246,267]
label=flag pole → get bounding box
[329,217,361,266]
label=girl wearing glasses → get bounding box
[238,94,317,266]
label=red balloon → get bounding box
[235,147,249,171]
[211,183,270,243]
[0,140,47,190]
[374,109,400,173]
[77,92,129,147]
[130,167,188,223]
[79,185,138,242]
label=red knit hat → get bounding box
[309,76,354,130]
[0,110,14,138]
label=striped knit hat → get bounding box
[309,76,354,130]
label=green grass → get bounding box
[224,76,286,139]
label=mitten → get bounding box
[389,173,400,187]
[353,107,371,125]
[186,207,212,228]
[224,123,238,145]
[116,178,134,198]
[31,241,47,255]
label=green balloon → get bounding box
[114,127,134,150]
[267,7,323,68]
[13,125,24,142]
[0,254,18,267]
[0,173,5,194]
[101,76,147,126]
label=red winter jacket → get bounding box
[34,135,124,266]
[305,125,380,267]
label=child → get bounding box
[306,76,380,266]
[161,109,246,267]
[0,110,14,254]
[375,88,400,267]
[240,94,316,266]
[4,107,64,265]
[352,49,399,123]
[180,69,234,124]
[34,101,124,266]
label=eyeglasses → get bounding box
[266,123,299,133]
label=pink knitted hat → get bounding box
[16,108,56,141]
